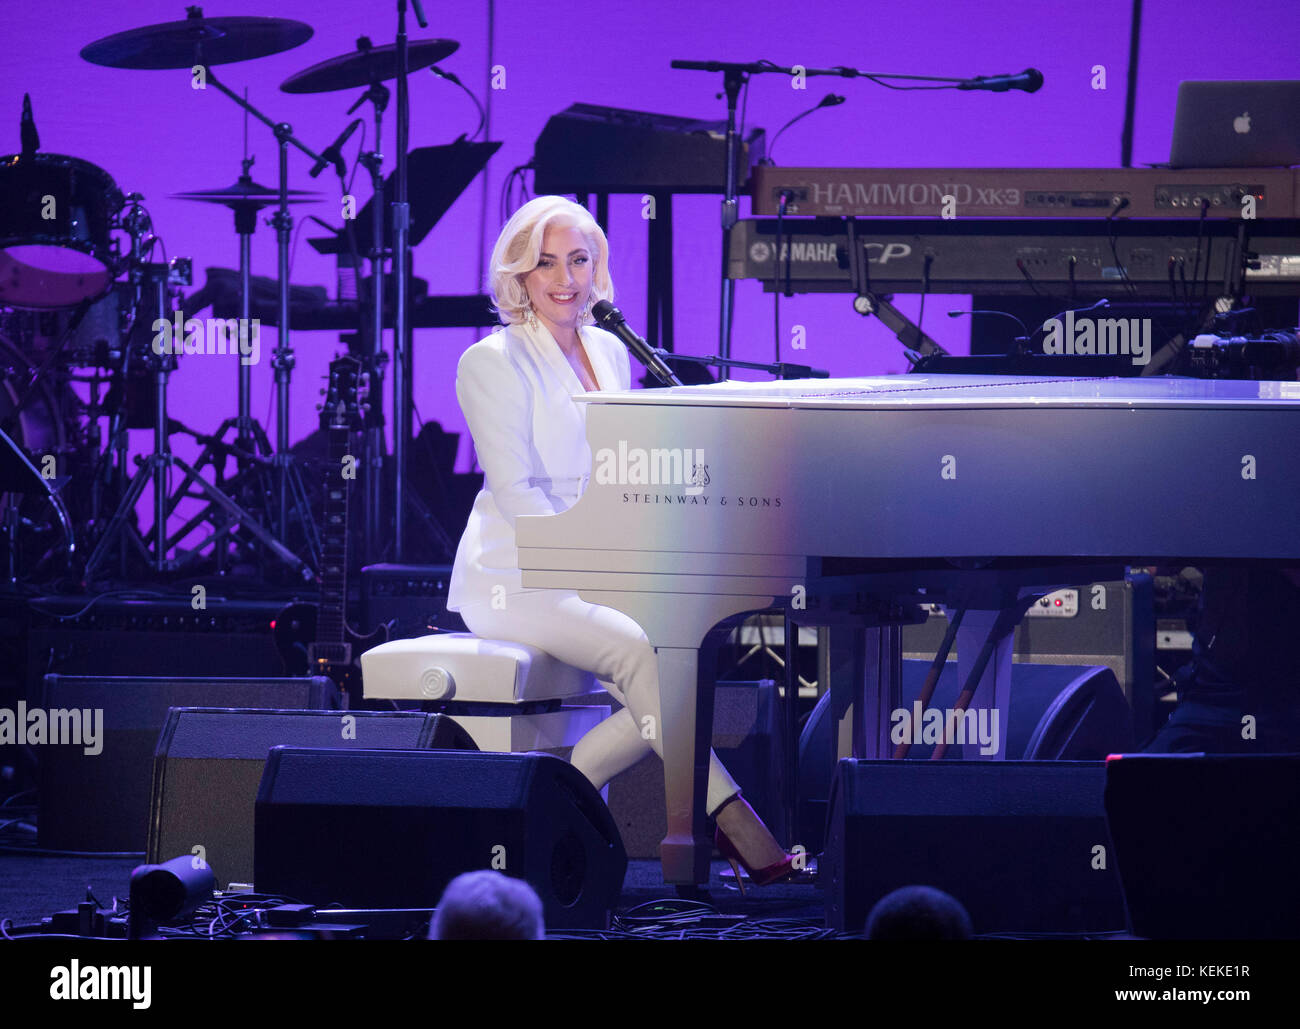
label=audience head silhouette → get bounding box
[428,871,546,940]
[866,885,973,940]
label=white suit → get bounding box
[448,319,741,814]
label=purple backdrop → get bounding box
[3,0,1299,489]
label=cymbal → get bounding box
[281,38,459,94]
[171,177,321,208]
[81,13,313,70]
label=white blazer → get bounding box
[447,319,631,612]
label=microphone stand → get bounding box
[355,79,390,567]
[1120,0,1143,168]
[670,62,757,371]
[391,0,428,561]
[648,351,829,382]
[671,59,1036,368]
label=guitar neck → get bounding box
[314,421,352,654]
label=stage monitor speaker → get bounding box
[37,675,336,852]
[255,749,627,931]
[148,708,476,887]
[1104,754,1300,939]
[824,759,1126,935]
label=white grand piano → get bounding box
[516,374,1300,885]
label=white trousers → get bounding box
[459,589,741,816]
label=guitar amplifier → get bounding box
[26,594,289,692]
[360,564,465,638]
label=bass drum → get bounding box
[0,153,124,310]
[0,328,87,575]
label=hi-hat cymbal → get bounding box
[171,177,321,208]
[81,12,313,70]
[281,38,459,94]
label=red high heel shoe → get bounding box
[714,826,798,895]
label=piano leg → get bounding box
[861,626,903,759]
[655,639,718,886]
[577,590,776,886]
[825,624,903,762]
[823,625,862,764]
[955,610,1016,760]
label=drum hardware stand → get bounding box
[79,362,125,535]
[161,419,277,571]
[165,159,285,572]
[83,271,312,581]
[196,66,328,567]
[0,426,76,582]
[10,298,93,414]
[191,159,278,456]
[95,196,153,546]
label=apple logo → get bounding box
[1234,111,1252,134]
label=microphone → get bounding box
[957,68,1043,93]
[310,118,362,179]
[591,300,683,387]
[430,66,488,141]
[947,308,1030,335]
[20,93,39,159]
[764,93,848,165]
[429,65,464,87]
[1038,299,1109,334]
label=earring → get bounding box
[523,302,538,327]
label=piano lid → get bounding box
[574,374,1300,411]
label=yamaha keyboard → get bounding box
[516,375,1300,885]
[728,217,1300,296]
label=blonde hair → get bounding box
[488,196,614,325]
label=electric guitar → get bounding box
[274,355,386,703]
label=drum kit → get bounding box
[1,6,466,586]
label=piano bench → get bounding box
[359,633,609,754]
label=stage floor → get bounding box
[0,853,833,940]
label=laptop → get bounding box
[1168,80,1300,168]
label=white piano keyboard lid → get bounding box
[576,375,1300,410]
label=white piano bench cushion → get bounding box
[360,632,599,703]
